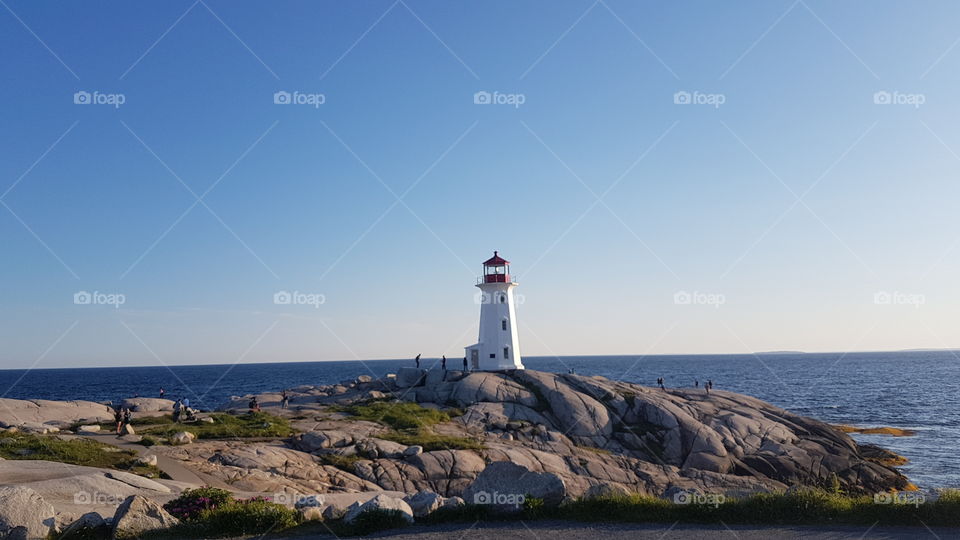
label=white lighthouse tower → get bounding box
[465,251,524,371]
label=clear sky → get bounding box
[3,0,960,369]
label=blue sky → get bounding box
[3,0,960,368]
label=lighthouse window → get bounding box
[499,294,506,303]
[504,347,509,359]
[489,353,496,358]
[501,320,507,331]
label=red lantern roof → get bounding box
[483,251,509,266]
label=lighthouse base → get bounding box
[465,343,524,372]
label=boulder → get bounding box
[0,398,113,429]
[343,494,414,524]
[111,495,179,539]
[296,430,353,452]
[170,431,194,445]
[355,438,407,459]
[135,454,158,467]
[77,425,101,433]
[120,398,174,413]
[403,445,423,458]
[356,375,373,383]
[0,486,55,540]
[59,512,106,539]
[463,461,566,510]
[403,491,444,517]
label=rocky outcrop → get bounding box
[0,398,113,429]
[111,495,179,539]
[120,398,174,413]
[273,370,908,497]
[0,486,55,540]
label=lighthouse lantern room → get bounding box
[465,251,524,371]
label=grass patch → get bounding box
[136,412,293,440]
[0,431,165,478]
[331,399,482,452]
[317,453,364,472]
[330,400,452,430]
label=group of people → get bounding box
[112,406,132,435]
[656,377,715,392]
[414,354,469,371]
[172,397,196,423]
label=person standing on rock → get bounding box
[159,387,165,399]
[695,380,699,388]
[463,356,468,371]
[113,406,123,435]
[415,353,421,369]
[173,398,182,423]
[441,355,447,370]
[122,408,132,430]
[281,390,289,409]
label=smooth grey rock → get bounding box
[403,445,423,457]
[396,367,426,388]
[463,461,566,510]
[170,431,194,445]
[59,512,106,539]
[120,398,174,412]
[111,495,179,539]
[403,491,443,517]
[584,482,632,499]
[77,425,101,433]
[0,486,55,540]
[104,471,171,493]
[343,494,414,523]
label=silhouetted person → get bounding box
[463,357,468,371]
[708,380,713,390]
[159,388,165,399]
[281,390,289,409]
[695,380,699,388]
[441,355,447,370]
[113,407,123,435]
[122,408,132,429]
[415,353,421,369]
[173,398,183,423]
[249,396,261,412]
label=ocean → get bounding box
[1,351,956,489]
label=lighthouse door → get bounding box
[470,349,479,369]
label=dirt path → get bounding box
[83,432,231,488]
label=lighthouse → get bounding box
[465,251,524,371]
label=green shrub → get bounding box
[189,499,298,537]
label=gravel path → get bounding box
[276,520,958,539]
